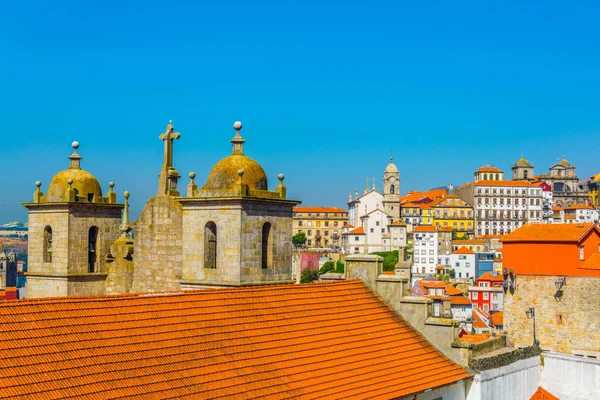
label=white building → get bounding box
[411,226,452,284]
[455,179,544,236]
[449,246,477,281]
[343,158,404,254]
[563,204,599,224]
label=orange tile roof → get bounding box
[472,180,534,187]
[566,204,594,210]
[564,215,575,220]
[445,285,464,296]
[349,226,365,235]
[490,311,503,326]
[530,387,559,400]
[552,206,564,211]
[477,272,503,282]
[458,333,491,344]
[414,226,453,233]
[0,280,470,399]
[389,221,407,226]
[475,166,503,173]
[580,252,600,270]
[472,310,488,329]
[454,246,475,255]
[501,223,598,243]
[294,207,348,214]
[450,295,472,305]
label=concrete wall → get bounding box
[540,352,600,400]
[504,275,600,353]
[399,381,467,400]
[466,356,541,400]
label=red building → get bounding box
[468,271,503,313]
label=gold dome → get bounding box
[202,154,267,191]
[516,156,530,166]
[44,141,103,202]
[46,169,103,202]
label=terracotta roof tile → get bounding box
[294,207,348,214]
[0,280,470,399]
[491,311,503,326]
[349,226,365,235]
[450,296,472,305]
[458,333,491,344]
[530,387,559,400]
[454,246,475,255]
[472,310,488,329]
[477,272,503,282]
[445,285,464,296]
[414,226,453,233]
[472,180,534,187]
[501,223,598,243]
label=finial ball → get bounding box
[238,169,245,176]
[189,172,196,179]
[278,173,285,181]
[35,181,41,188]
[233,121,242,130]
[124,191,130,199]
[109,181,115,188]
[67,179,73,185]
[72,141,79,150]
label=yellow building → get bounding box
[293,207,348,247]
[400,203,433,227]
[589,173,600,207]
[429,195,474,236]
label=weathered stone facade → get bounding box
[25,121,299,297]
[504,274,600,354]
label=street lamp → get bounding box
[525,307,540,346]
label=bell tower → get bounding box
[23,142,124,298]
[383,157,400,222]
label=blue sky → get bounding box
[1,1,599,222]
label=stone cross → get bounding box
[159,120,181,171]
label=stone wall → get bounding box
[504,275,600,353]
[180,198,294,288]
[131,196,183,293]
[105,236,134,294]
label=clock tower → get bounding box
[383,157,400,222]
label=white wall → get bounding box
[466,356,541,400]
[540,352,600,400]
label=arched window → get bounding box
[484,173,488,180]
[262,222,272,269]
[523,170,528,179]
[43,226,53,262]
[390,184,395,194]
[204,222,217,269]
[88,226,99,273]
[495,173,499,180]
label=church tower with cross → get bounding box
[24,120,299,298]
[23,142,124,298]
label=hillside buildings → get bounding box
[411,225,452,284]
[342,158,407,254]
[292,207,348,248]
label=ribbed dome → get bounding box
[385,157,398,173]
[516,156,530,166]
[46,169,102,202]
[202,154,268,191]
[558,158,571,167]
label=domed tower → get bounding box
[22,142,124,298]
[512,155,534,180]
[178,121,300,289]
[382,156,400,222]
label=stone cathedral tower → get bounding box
[382,157,400,222]
[23,142,124,297]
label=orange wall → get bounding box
[503,231,600,277]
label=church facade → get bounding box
[23,121,299,298]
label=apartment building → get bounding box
[292,207,348,248]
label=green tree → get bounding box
[335,260,344,273]
[300,268,319,283]
[292,232,307,247]
[370,250,399,272]
[319,261,335,274]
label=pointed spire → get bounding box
[348,191,352,202]
[355,188,358,200]
[365,177,369,194]
[372,177,376,191]
[390,156,393,163]
[231,121,245,155]
[69,141,82,170]
[120,191,131,237]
